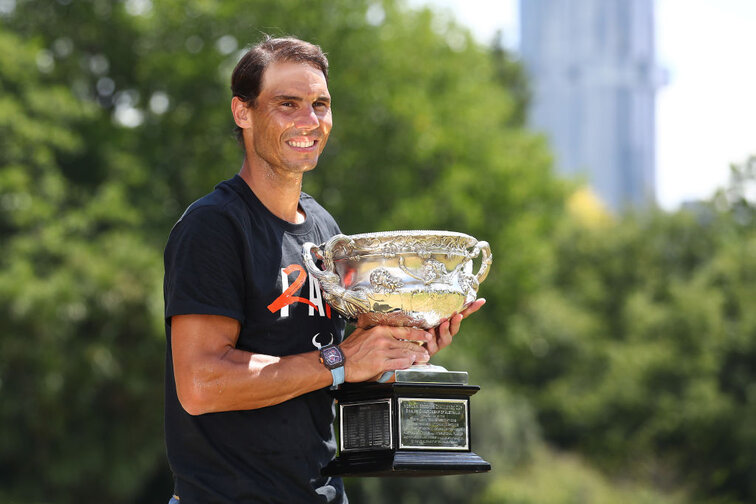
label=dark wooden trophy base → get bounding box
[322,380,491,477]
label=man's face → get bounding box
[245,61,332,176]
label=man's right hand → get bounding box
[339,326,431,382]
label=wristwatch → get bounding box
[319,344,346,388]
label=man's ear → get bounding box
[231,96,252,129]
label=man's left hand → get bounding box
[421,298,486,361]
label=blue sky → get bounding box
[409,0,756,209]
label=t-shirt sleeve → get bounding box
[164,206,246,324]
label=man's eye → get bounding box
[281,102,295,108]
[314,102,329,109]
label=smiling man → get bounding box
[162,36,483,504]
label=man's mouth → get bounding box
[286,138,317,148]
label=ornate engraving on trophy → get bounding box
[398,398,469,450]
[369,268,404,293]
[340,399,393,452]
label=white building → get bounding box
[520,0,664,210]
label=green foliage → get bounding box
[480,446,685,504]
[504,161,756,503]
[0,24,166,503]
[490,29,531,127]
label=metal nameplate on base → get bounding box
[398,398,468,450]
[341,399,392,452]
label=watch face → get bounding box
[322,346,343,367]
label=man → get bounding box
[163,36,484,503]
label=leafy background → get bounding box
[1,1,754,503]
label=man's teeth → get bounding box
[288,140,315,148]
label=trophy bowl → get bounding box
[302,231,492,329]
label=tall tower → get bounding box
[520,0,662,210]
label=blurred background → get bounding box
[0,0,754,503]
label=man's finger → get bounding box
[383,355,418,372]
[460,298,486,318]
[437,318,454,349]
[398,341,429,362]
[389,327,432,344]
[447,313,463,337]
[425,325,441,356]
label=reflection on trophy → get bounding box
[302,231,492,477]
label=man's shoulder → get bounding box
[175,178,244,226]
[300,192,337,224]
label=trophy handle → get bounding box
[301,238,371,319]
[470,241,492,284]
[302,234,353,279]
[301,240,338,286]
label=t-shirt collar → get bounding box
[224,174,314,235]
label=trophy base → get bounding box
[323,449,491,477]
[323,381,491,478]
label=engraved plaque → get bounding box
[341,399,392,451]
[398,398,468,450]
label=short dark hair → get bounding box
[231,35,329,142]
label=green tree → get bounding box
[0,23,167,502]
[505,161,756,503]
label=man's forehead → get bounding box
[260,61,329,97]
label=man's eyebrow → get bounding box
[273,94,331,104]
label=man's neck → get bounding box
[238,159,306,224]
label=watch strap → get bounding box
[330,366,345,388]
[377,370,394,383]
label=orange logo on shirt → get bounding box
[267,264,331,318]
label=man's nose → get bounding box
[294,105,320,130]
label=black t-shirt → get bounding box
[164,175,347,503]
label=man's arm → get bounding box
[171,313,433,415]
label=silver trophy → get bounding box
[303,231,493,476]
[302,230,491,329]
[302,230,491,382]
